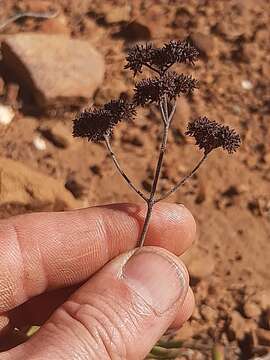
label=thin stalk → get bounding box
[138,100,170,247]
[144,63,161,75]
[168,101,177,123]
[155,153,208,203]
[104,136,147,201]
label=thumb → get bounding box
[8,247,189,360]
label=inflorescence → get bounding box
[134,71,199,106]
[125,40,199,75]
[186,117,241,155]
[73,98,135,142]
[73,38,241,247]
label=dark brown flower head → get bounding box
[125,43,154,75]
[104,98,136,122]
[151,40,199,72]
[73,108,114,142]
[134,71,198,106]
[125,39,199,75]
[186,116,241,154]
[73,98,135,142]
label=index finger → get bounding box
[0,202,195,313]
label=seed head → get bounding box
[125,43,154,76]
[151,40,200,72]
[134,71,198,106]
[104,98,136,122]
[186,117,241,154]
[73,98,136,142]
[73,108,114,142]
[125,39,199,75]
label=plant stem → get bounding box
[104,136,148,201]
[138,101,170,247]
[155,153,208,203]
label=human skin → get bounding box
[0,202,196,359]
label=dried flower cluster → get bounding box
[134,71,198,106]
[125,40,199,75]
[73,98,135,141]
[73,38,241,248]
[186,117,241,154]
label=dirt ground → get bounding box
[0,0,270,359]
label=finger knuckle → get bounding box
[61,294,134,359]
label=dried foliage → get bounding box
[186,117,241,154]
[134,71,198,106]
[73,98,135,142]
[125,40,199,75]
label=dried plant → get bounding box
[73,39,241,247]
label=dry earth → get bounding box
[0,0,270,359]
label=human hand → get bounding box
[0,203,196,359]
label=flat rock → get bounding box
[1,33,105,108]
[0,157,79,211]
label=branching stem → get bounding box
[138,100,170,247]
[104,136,148,201]
[155,154,208,203]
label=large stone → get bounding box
[0,157,79,211]
[1,33,105,108]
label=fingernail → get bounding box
[122,249,188,314]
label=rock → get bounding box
[0,157,79,210]
[116,21,151,41]
[105,5,131,23]
[40,122,73,148]
[0,105,15,125]
[241,79,253,90]
[243,301,262,319]
[229,310,256,341]
[33,136,47,151]
[200,305,218,323]
[187,255,215,282]
[1,33,105,108]
[251,290,270,310]
[65,178,86,199]
[175,322,194,341]
[190,32,215,58]
[256,328,270,346]
[40,15,70,35]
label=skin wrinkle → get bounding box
[30,312,97,360]
[0,224,25,312]
[70,296,128,359]
[12,223,45,305]
[59,301,120,360]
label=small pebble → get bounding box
[0,105,15,125]
[33,136,47,151]
[241,80,253,90]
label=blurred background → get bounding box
[0,0,269,359]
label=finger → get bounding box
[0,203,195,314]
[169,287,195,330]
[8,247,189,360]
[8,285,194,333]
